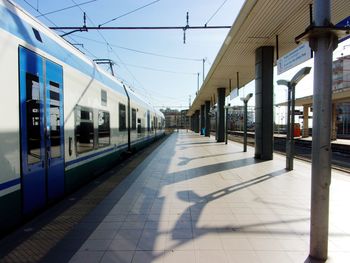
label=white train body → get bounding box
[0,0,164,232]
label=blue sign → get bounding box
[336,16,350,27]
[336,16,350,43]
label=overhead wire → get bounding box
[73,34,202,61]
[22,0,115,79]
[98,0,161,27]
[123,63,197,75]
[36,0,97,18]
[204,0,229,26]
[22,0,193,105]
[69,0,155,102]
[22,0,80,45]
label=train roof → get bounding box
[0,0,157,112]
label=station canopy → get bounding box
[188,0,350,116]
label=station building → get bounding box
[282,54,350,139]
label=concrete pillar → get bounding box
[255,46,274,160]
[331,103,337,140]
[197,110,200,134]
[302,105,309,137]
[194,110,200,133]
[216,88,226,142]
[309,0,337,260]
[205,100,211,137]
[200,104,205,135]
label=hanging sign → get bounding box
[277,42,312,75]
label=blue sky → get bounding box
[14,0,245,108]
[13,0,350,113]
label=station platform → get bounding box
[1,130,350,263]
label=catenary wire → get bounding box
[36,0,97,17]
[123,63,197,75]
[204,0,229,26]
[73,35,202,61]
[98,0,161,27]
[70,0,155,102]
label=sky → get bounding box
[13,0,246,109]
[12,0,350,113]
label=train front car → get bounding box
[0,0,164,234]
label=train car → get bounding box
[0,0,165,234]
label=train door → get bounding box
[19,47,64,215]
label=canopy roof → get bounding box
[188,0,350,115]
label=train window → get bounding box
[98,111,110,147]
[26,73,41,164]
[101,90,107,106]
[75,106,94,154]
[49,81,61,158]
[132,108,136,130]
[119,103,126,131]
[137,118,142,133]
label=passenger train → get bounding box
[0,0,165,234]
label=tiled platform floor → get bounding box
[48,131,350,262]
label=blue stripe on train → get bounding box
[65,135,156,167]
[0,178,21,191]
[0,135,159,191]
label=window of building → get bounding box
[75,107,94,154]
[119,103,126,131]
[98,111,110,147]
[132,108,136,130]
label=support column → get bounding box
[205,100,211,137]
[200,104,205,135]
[309,0,337,260]
[196,110,200,134]
[216,88,226,142]
[255,46,274,160]
[191,115,194,131]
[331,103,337,140]
[302,105,309,137]
[194,110,200,133]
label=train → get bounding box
[0,0,165,234]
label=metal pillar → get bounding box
[309,0,337,260]
[200,104,205,135]
[241,93,253,152]
[205,101,211,137]
[286,84,296,171]
[255,46,274,160]
[217,88,226,142]
[278,67,311,171]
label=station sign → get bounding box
[336,16,350,43]
[277,42,312,75]
[230,88,239,100]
